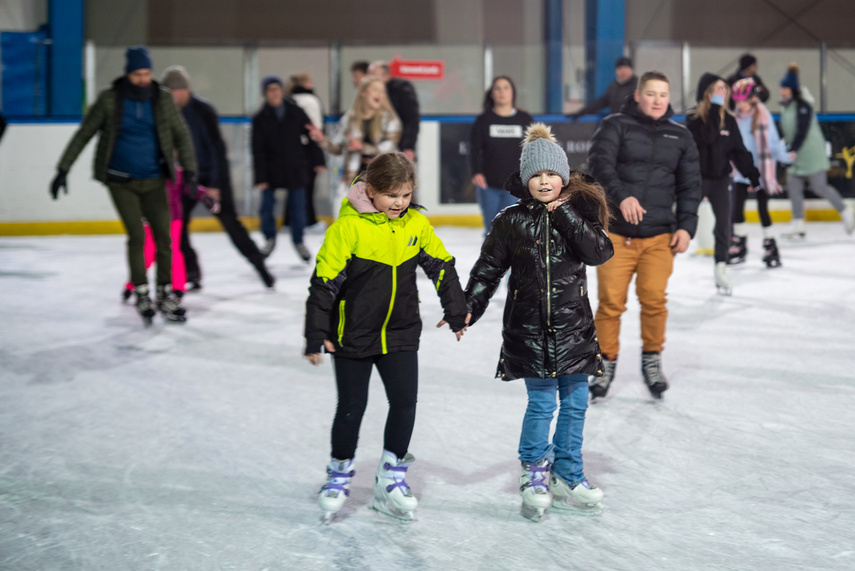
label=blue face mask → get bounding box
[710,94,725,106]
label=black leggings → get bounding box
[331,351,418,460]
[732,182,772,228]
[703,177,732,263]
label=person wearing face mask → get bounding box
[686,73,761,295]
[470,75,534,232]
[729,78,792,268]
[777,63,855,238]
[588,71,703,401]
[50,45,196,325]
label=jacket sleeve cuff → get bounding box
[304,338,325,355]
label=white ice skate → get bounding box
[842,205,855,235]
[550,474,603,515]
[781,218,806,239]
[714,262,732,296]
[318,458,355,524]
[519,459,552,522]
[372,450,418,521]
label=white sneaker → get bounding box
[842,206,855,235]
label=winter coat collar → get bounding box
[619,97,675,125]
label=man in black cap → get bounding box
[160,65,274,290]
[726,53,769,103]
[571,56,637,119]
[50,45,195,325]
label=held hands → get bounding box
[620,196,646,225]
[670,229,691,254]
[346,134,363,152]
[305,340,336,366]
[305,123,325,143]
[436,313,472,342]
[50,170,68,200]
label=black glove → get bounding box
[181,170,197,198]
[200,193,220,214]
[50,170,68,200]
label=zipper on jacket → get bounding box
[642,126,659,209]
[545,209,551,328]
[337,300,346,345]
[380,223,398,354]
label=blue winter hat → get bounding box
[261,75,283,92]
[125,45,153,74]
[780,64,800,90]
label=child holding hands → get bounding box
[304,152,468,522]
[465,124,613,520]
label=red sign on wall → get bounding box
[389,55,445,81]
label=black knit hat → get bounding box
[696,72,723,102]
[739,54,757,71]
[615,56,632,69]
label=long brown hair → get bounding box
[690,81,730,125]
[363,152,416,194]
[560,173,611,232]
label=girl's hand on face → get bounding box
[546,197,568,212]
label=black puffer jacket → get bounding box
[251,98,319,190]
[588,99,703,238]
[465,173,614,381]
[685,104,760,185]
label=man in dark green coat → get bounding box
[50,46,197,324]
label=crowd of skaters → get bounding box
[22,43,854,522]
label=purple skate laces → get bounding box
[522,463,550,493]
[382,462,412,496]
[321,467,355,496]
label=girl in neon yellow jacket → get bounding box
[303,152,467,522]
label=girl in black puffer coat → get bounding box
[465,123,613,519]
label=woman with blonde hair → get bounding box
[309,76,401,185]
[686,73,760,295]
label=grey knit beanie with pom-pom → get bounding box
[519,123,570,186]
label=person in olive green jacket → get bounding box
[50,46,197,325]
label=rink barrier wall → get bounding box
[1,115,853,236]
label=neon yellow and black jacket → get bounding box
[304,182,467,358]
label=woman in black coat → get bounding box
[686,73,760,295]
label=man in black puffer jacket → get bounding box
[588,70,702,400]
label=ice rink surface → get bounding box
[1,222,854,570]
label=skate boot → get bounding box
[318,457,355,523]
[261,237,276,258]
[589,357,617,400]
[250,255,276,289]
[519,459,552,522]
[156,284,187,323]
[122,286,133,303]
[781,218,806,239]
[294,242,312,263]
[842,205,855,235]
[372,450,418,521]
[641,351,668,400]
[134,285,156,326]
[726,235,747,265]
[714,262,732,296]
[762,238,781,268]
[550,473,603,514]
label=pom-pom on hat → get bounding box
[519,123,570,186]
[780,63,800,90]
[125,45,153,74]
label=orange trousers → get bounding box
[595,233,674,357]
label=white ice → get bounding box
[2,223,855,570]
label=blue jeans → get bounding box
[518,374,589,486]
[259,187,307,244]
[477,185,518,233]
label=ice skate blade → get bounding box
[371,498,414,522]
[320,511,337,525]
[550,498,603,516]
[520,503,547,522]
[715,286,732,296]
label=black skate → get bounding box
[726,235,747,265]
[590,357,617,400]
[762,238,781,268]
[251,255,276,289]
[641,352,668,400]
[121,288,133,304]
[156,285,187,323]
[134,285,156,326]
